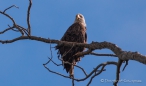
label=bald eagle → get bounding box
[56,14,87,77]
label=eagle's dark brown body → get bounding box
[57,22,87,75]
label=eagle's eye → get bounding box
[79,15,83,18]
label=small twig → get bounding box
[11,28,19,32]
[17,25,29,36]
[87,63,106,86]
[8,25,19,32]
[0,25,25,34]
[72,77,75,86]
[86,62,117,86]
[74,49,92,57]
[15,25,24,36]
[43,62,71,79]
[122,60,129,71]
[0,11,16,25]
[62,44,74,58]
[0,26,15,34]
[75,61,117,82]
[0,11,24,36]
[43,59,51,65]
[3,5,19,13]
[48,57,62,66]
[49,38,53,59]
[73,50,117,60]
[75,65,88,76]
[27,0,32,35]
[57,44,75,62]
[90,52,117,57]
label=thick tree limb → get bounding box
[0,36,146,64]
[0,36,146,65]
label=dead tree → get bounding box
[0,1,145,86]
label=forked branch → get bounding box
[43,57,118,82]
[0,26,15,34]
[3,5,19,13]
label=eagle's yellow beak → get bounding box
[76,14,80,20]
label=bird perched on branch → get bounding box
[56,13,87,77]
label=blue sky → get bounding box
[0,0,146,86]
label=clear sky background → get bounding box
[0,0,146,86]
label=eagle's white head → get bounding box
[74,13,86,27]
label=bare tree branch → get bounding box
[0,36,145,65]
[44,58,117,84]
[122,60,129,71]
[3,5,19,13]
[17,25,29,36]
[73,49,92,57]
[90,52,117,57]
[8,25,19,32]
[0,26,15,34]
[0,11,16,25]
[72,77,75,86]
[0,10,24,36]
[27,0,32,35]
[48,57,62,66]
[75,65,88,76]
[43,61,71,79]
[87,61,117,86]
[113,59,123,86]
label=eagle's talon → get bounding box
[70,74,74,79]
